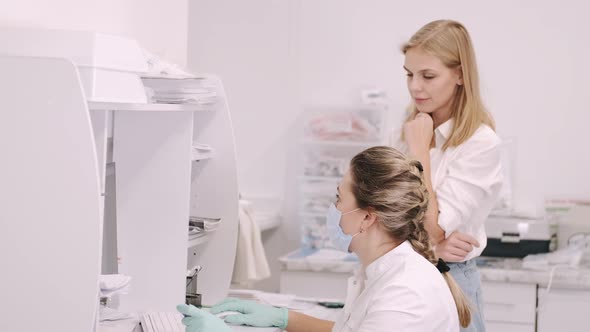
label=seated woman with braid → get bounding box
[178,146,470,332]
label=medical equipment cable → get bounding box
[536,263,569,314]
[537,236,590,313]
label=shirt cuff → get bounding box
[437,198,462,237]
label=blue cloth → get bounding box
[448,259,486,332]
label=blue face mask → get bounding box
[326,203,362,253]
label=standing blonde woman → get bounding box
[394,19,503,331]
[178,146,470,331]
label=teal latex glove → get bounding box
[210,298,289,329]
[176,304,232,332]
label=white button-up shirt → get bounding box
[390,119,503,260]
[332,241,459,332]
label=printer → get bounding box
[482,216,558,258]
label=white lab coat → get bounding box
[332,241,459,332]
[390,119,503,260]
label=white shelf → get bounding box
[187,225,221,248]
[192,144,214,161]
[88,101,214,112]
[301,139,381,147]
[188,233,211,248]
[192,151,213,162]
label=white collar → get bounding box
[364,240,413,282]
[435,118,454,147]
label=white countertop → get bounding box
[98,302,341,332]
[477,257,590,289]
[98,318,283,332]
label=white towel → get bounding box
[232,200,271,286]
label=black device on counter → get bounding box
[318,301,345,309]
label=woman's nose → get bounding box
[408,77,423,93]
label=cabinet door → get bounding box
[481,281,537,325]
[0,56,101,332]
[487,322,535,332]
[537,287,590,332]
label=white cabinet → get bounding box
[0,55,103,332]
[97,76,240,310]
[1,29,240,331]
[184,77,240,306]
[279,107,383,301]
[537,287,590,332]
[297,107,384,250]
[481,277,590,332]
[108,109,195,313]
[481,281,536,332]
[486,322,535,332]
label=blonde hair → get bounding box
[402,19,495,150]
[349,146,471,327]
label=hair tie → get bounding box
[414,161,424,172]
[436,258,450,273]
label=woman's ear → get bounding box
[455,66,463,86]
[362,208,378,231]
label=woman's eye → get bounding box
[424,75,435,80]
[406,73,413,77]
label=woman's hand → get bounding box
[209,298,289,329]
[403,112,434,155]
[435,231,480,262]
[177,304,232,332]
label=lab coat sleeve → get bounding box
[436,134,503,236]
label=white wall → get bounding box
[188,0,590,290]
[187,0,299,291]
[0,0,188,65]
[189,0,590,210]
[188,0,297,199]
[297,0,590,215]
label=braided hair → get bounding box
[349,146,471,327]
